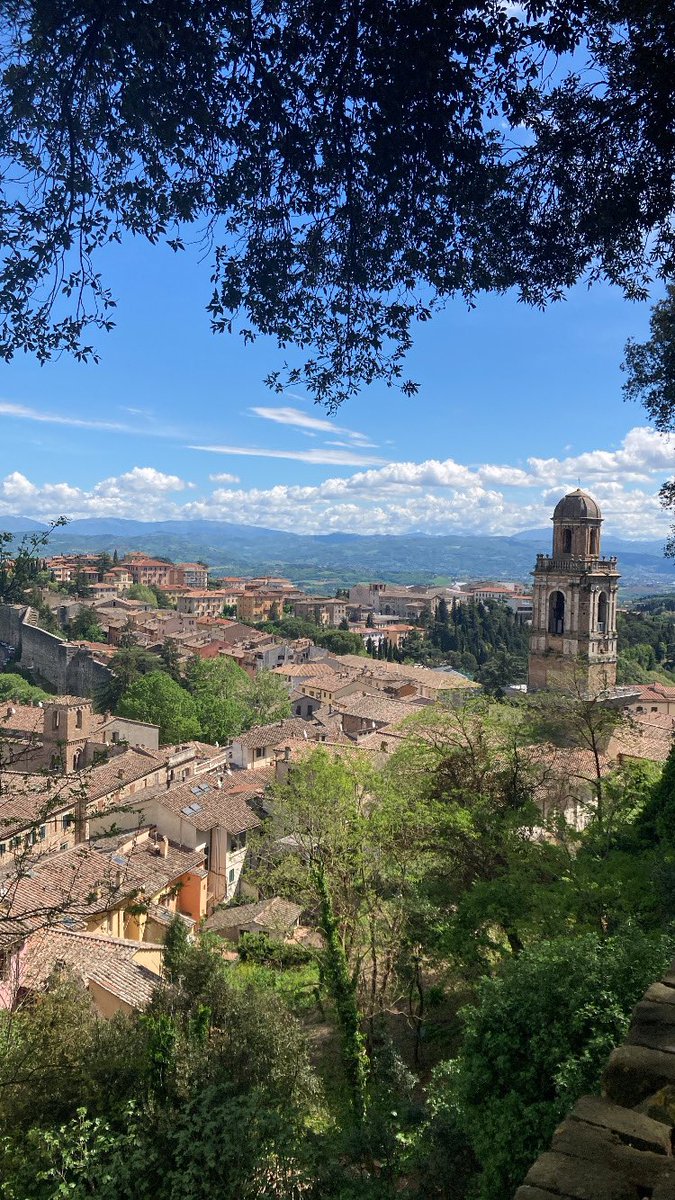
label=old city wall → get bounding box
[0,604,112,697]
[64,647,111,697]
[0,604,25,649]
[20,612,70,691]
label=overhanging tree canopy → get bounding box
[1,1,674,406]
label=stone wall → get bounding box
[515,961,675,1198]
[0,604,25,649]
[0,604,112,698]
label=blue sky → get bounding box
[0,235,672,539]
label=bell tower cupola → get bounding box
[528,490,620,694]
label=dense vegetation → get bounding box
[2,696,674,1198]
[111,654,291,745]
[256,614,366,657]
[616,603,675,684]
[401,598,530,690]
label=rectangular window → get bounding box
[61,814,72,831]
[228,868,235,885]
[0,844,5,857]
[39,825,46,841]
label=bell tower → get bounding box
[528,489,620,694]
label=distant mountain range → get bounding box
[3,516,674,596]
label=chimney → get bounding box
[161,835,169,859]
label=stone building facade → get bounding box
[528,489,620,694]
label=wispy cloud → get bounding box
[0,399,201,443]
[189,443,386,466]
[208,472,241,484]
[250,405,377,447]
[0,401,136,434]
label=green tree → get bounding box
[445,930,673,1200]
[68,605,105,642]
[1,5,674,407]
[96,551,113,575]
[634,742,675,849]
[185,655,250,743]
[158,639,183,683]
[244,669,291,728]
[0,674,51,703]
[127,584,159,608]
[97,644,161,710]
[118,671,200,744]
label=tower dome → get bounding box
[553,489,602,523]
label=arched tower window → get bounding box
[589,529,599,556]
[597,591,608,632]
[562,528,572,554]
[548,590,565,635]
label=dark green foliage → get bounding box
[0,944,319,1200]
[97,644,162,710]
[158,638,183,682]
[616,606,675,681]
[447,931,673,1200]
[403,599,529,679]
[238,932,316,969]
[623,286,675,552]
[68,605,105,642]
[635,743,675,849]
[258,615,366,656]
[0,672,51,703]
[623,283,675,434]
[1,4,675,406]
[127,583,159,607]
[314,863,369,1122]
[163,914,191,982]
[117,670,201,744]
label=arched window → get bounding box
[548,590,565,635]
[597,591,608,632]
[562,528,572,553]
[589,529,599,556]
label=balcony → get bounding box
[534,554,618,573]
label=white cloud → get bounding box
[94,467,188,496]
[0,401,135,434]
[189,443,386,467]
[1,427,673,540]
[208,472,240,484]
[251,405,377,446]
[1,471,38,499]
[0,466,191,523]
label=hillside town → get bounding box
[2,491,675,1200]
[0,490,672,1016]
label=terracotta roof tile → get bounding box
[22,927,163,1009]
[204,896,302,935]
